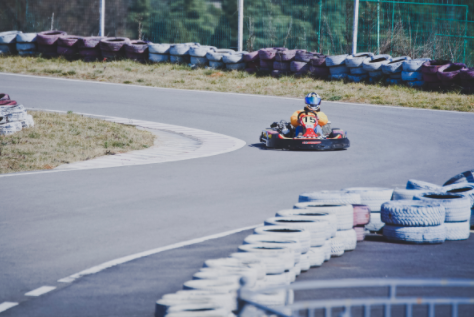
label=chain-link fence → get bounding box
[1,0,473,65]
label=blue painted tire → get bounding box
[348,74,368,82]
[383,224,446,244]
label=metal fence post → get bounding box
[238,0,244,52]
[352,0,360,55]
[377,0,380,54]
[100,0,105,37]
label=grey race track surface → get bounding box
[1,74,474,315]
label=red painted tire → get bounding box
[243,51,259,62]
[310,55,327,67]
[260,59,273,68]
[258,48,278,61]
[354,226,366,241]
[295,51,320,63]
[437,63,467,81]
[58,35,81,47]
[0,100,17,106]
[100,37,130,52]
[57,45,77,56]
[124,40,148,54]
[460,68,474,80]
[353,204,370,225]
[290,61,309,73]
[0,93,10,101]
[78,37,106,49]
[422,73,439,83]
[275,49,300,62]
[421,60,450,74]
[273,61,290,71]
[37,30,67,45]
[310,65,329,77]
[38,44,59,57]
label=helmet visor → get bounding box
[305,95,321,107]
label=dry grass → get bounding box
[0,111,155,174]
[0,55,473,112]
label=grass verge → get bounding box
[0,111,155,174]
[0,55,473,112]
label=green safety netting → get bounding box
[0,0,472,65]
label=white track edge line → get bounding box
[58,224,261,283]
[1,72,472,115]
[24,286,56,297]
[0,302,18,313]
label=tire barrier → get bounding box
[125,40,149,63]
[15,33,37,56]
[362,54,392,72]
[0,93,34,136]
[99,37,130,59]
[78,37,104,62]
[37,30,67,58]
[0,31,22,55]
[345,52,374,68]
[57,35,82,60]
[414,192,471,223]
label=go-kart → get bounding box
[259,112,350,151]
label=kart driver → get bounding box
[291,92,328,137]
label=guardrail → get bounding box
[237,278,474,317]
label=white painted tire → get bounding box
[254,226,311,253]
[241,241,300,264]
[148,43,172,54]
[229,252,285,275]
[206,49,235,62]
[383,224,446,244]
[298,191,361,204]
[326,54,348,67]
[366,212,385,232]
[0,31,21,44]
[203,258,265,280]
[209,61,224,69]
[225,62,246,71]
[308,246,325,267]
[189,46,216,57]
[293,203,354,231]
[156,297,231,317]
[336,229,357,251]
[238,244,296,269]
[299,252,310,271]
[342,187,394,212]
[149,53,169,63]
[183,278,239,293]
[190,56,208,66]
[276,209,336,239]
[243,234,302,256]
[381,200,445,227]
[350,66,368,75]
[441,183,474,209]
[445,221,470,241]
[170,55,188,63]
[362,54,392,71]
[354,226,366,241]
[170,44,193,56]
[414,192,471,222]
[323,240,331,261]
[246,289,293,307]
[392,189,428,200]
[406,179,441,190]
[330,237,345,257]
[166,302,230,317]
[329,65,349,75]
[222,52,247,64]
[264,217,327,247]
[193,269,257,288]
[16,32,37,43]
[345,54,373,68]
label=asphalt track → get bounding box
[1,73,474,316]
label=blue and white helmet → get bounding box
[304,92,322,111]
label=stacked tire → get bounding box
[57,35,81,60]
[437,63,467,90]
[415,192,471,240]
[0,94,34,136]
[353,204,370,241]
[223,51,247,71]
[443,169,474,226]
[189,46,216,67]
[169,43,198,64]
[258,48,279,73]
[124,40,149,63]
[421,60,450,91]
[327,54,349,80]
[243,51,259,73]
[382,200,447,244]
[208,49,235,69]
[440,183,474,227]
[362,54,392,82]
[100,37,130,60]
[149,43,172,63]
[0,31,21,55]
[37,30,67,58]
[272,49,298,78]
[460,68,474,94]
[16,33,37,56]
[309,54,329,79]
[291,50,316,77]
[381,56,411,85]
[345,52,373,82]
[401,58,430,88]
[78,37,104,62]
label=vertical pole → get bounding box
[377,0,380,54]
[238,0,244,52]
[390,2,394,55]
[100,0,105,37]
[318,0,322,51]
[352,0,360,55]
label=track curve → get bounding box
[0,73,473,310]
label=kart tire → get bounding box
[223,52,246,64]
[264,216,327,247]
[354,225,366,241]
[365,212,385,232]
[414,192,471,222]
[326,54,348,67]
[445,221,470,241]
[290,61,309,73]
[310,55,327,66]
[204,257,266,279]
[350,66,368,75]
[336,229,357,251]
[383,224,446,244]
[226,62,246,71]
[209,61,224,69]
[189,45,216,57]
[293,202,354,231]
[276,209,336,239]
[381,200,446,226]
[392,189,428,200]
[322,239,331,261]
[57,45,78,56]
[308,246,325,267]
[38,44,59,57]
[149,53,169,63]
[16,32,37,43]
[275,49,299,62]
[78,36,105,49]
[238,244,295,270]
[242,51,258,62]
[342,187,393,212]
[353,204,370,225]
[193,268,258,287]
[310,66,330,77]
[299,252,310,271]
[101,49,124,59]
[421,60,451,74]
[438,63,467,81]
[148,43,172,54]
[207,49,235,62]
[100,37,130,52]
[183,277,240,292]
[401,71,423,81]
[258,48,279,61]
[170,55,189,63]
[403,58,431,72]
[16,42,36,51]
[37,31,67,46]
[329,65,349,75]
[362,54,391,71]
[345,53,374,68]
[124,40,148,54]
[57,35,81,47]
[254,226,311,254]
[273,61,290,71]
[295,51,318,63]
[444,170,474,186]
[169,43,195,56]
[330,236,345,257]
[298,191,361,204]
[348,74,368,82]
[231,252,286,276]
[441,184,474,209]
[190,56,208,66]
[381,56,411,74]
[406,179,441,190]
[406,80,425,88]
[243,234,303,256]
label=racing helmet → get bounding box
[304,92,322,111]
